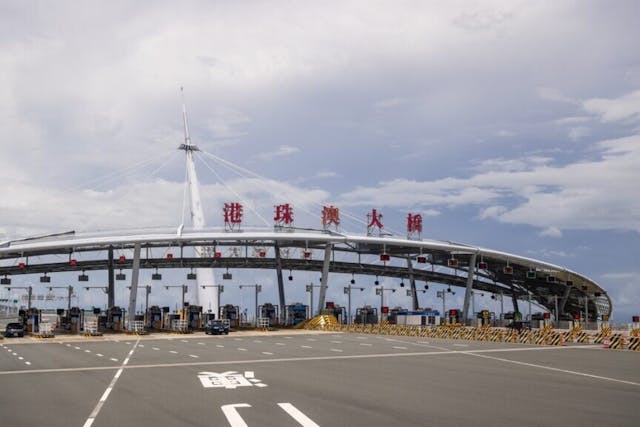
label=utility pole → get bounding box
[200,285,224,318]
[239,284,262,327]
[344,284,364,325]
[375,286,396,324]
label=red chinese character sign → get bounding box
[274,203,294,228]
[223,202,243,231]
[366,208,384,236]
[321,205,340,230]
[407,213,423,240]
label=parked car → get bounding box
[205,320,229,335]
[4,322,25,338]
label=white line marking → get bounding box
[12,352,17,356]
[18,357,23,360]
[262,352,273,355]
[278,402,320,427]
[189,354,199,358]
[216,345,224,348]
[301,345,312,349]
[284,336,293,339]
[169,351,178,354]
[96,354,103,357]
[356,337,366,340]
[276,343,285,346]
[138,344,145,348]
[360,343,372,346]
[453,344,468,347]
[330,340,342,344]
[238,348,247,351]
[25,361,31,365]
[109,358,118,362]
[152,347,160,351]
[181,340,188,343]
[85,350,91,353]
[66,344,71,347]
[82,338,140,427]
[392,346,408,350]
[197,342,205,345]
[253,340,263,343]
[307,338,317,341]
[464,351,640,387]
[330,349,343,352]
[221,403,251,427]
[74,346,81,350]
[234,338,243,341]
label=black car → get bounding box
[205,320,229,335]
[4,322,25,338]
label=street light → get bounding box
[306,283,322,317]
[491,292,504,325]
[406,285,428,307]
[344,284,364,325]
[165,285,188,317]
[201,285,224,314]
[375,286,396,324]
[436,288,455,323]
[8,286,33,310]
[239,284,262,327]
[49,286,74,311]
[471,290,484,321]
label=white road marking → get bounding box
[152,347,160,351]
[234,338,243,341]
[74,346,81,350]
[85,350,91,353]
[360,343,373,346]
[216,345,224,348]
[66,344,71,347]
[306,338,317,342]
[189,354,199,358]
[284,336,293,339]
[330,340,342,344]
[238,348,247,351]
[278,402,320,427]
[18,356,23,360]
[181,340,188,343]
[464,351,640,387]
[169,351,178,354]
[221,403,251,427]
[392,346,408,350]
[276,343,285,346]
[330,348,343,352]
[96,354,103,357]
[356,336,366,340]
[453,344,469,347]
[253,340,263,343]
[301,345,312,349]
[82,338,140,427]
[25,361,31,365]
[109,358,118,362]
[262,352,273,355]
[12,352,18,356]
[197,342,205,345]
[138,344,145,348]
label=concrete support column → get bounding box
[462,253,477,325]
[274,241,286,324]
[407,258,418,310]
[127,243,141,330]
[317,243,332,315]
[108,246,115,308]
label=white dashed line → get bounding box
[307,338,317,342]
[189,354,199,358]
[392,346,408,350]
[330,341,342,344]
[253,340,263,343]
[25,361,31,365]
[197,342,205,345]
[301,345,312,349]
[262,352,273,355]
[85,350,91,353]
[181,340,188,343]
[360,343,373,346]
[234,338,243,341]
[216,345,224,348]
[96,354,103,357]
[152,347,160,351]
[276,343,285,346]
[138,344,145,348]
[74,346,81,350]
[109,358,118,362]
[169,351,178,354]
[238,348,247,351]
[330,349,343,353]
[453,344,469,347]
[18,356,23,360]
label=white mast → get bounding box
[179,88,218,313]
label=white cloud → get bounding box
[339,135,640,233]
[539,227,562,238]
[583,90,640,123]
[252,145,300,161]
[567,126,590,141]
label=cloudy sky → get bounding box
[1,1,639,321]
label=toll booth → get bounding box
[56,308,66,330]
[388,307,405,324]
[322,302,346,324]
[164,313,180,329]
[447,309,462,324]
[147,306,163,329]
[396,309,441,326]
[220,304,240,328]
[26,308,41,333]
[259,303,279,327]
[285,303,308,326]
[355,306,378,325]
[476,310,491,326]
[107,306,124,331]
[18,309,27,327]
[203,310,217,326]
[69,307,83,333]
[184,305,203,329]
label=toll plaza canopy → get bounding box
[0,227,611,319]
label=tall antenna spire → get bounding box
[178,86,199,152]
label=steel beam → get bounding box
[407,257,418,310]
[461,253,477,324]
[127,243,141,330]
[317,243,332,314]
[274,241,286,323]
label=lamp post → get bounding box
[200,285,224,316]
[406,285,428,309]
[49,286,74,311]
[344,284,364,325]
[8,286,33,310]
[491,292,504,326]
[306,283,322,317]
[165,285,188,318]
[375,286,396,324]
[239,284,262,326]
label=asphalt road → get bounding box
[1,331,638,426]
